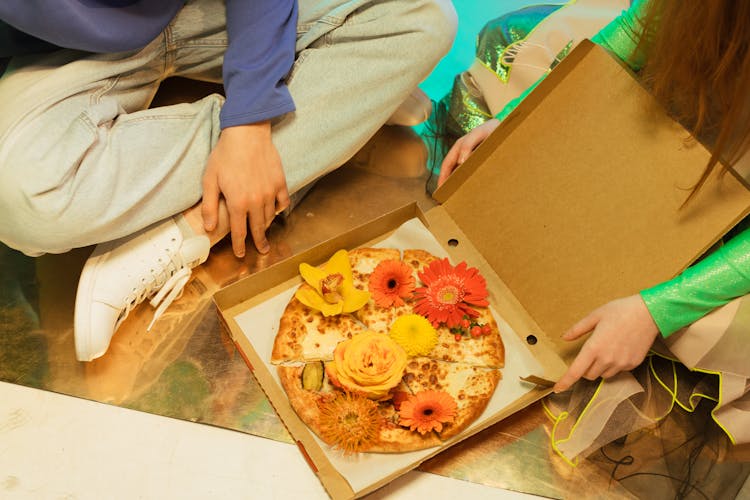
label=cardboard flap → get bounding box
[434,40,750,338]
[214,204,562,499]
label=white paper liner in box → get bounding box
[233,218,543,493]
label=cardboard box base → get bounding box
[215,40,750,499]
[215,204,562,499]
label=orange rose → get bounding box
[326,332,407,400]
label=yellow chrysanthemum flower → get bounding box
[389,314,438,357]
[295,249,370,316]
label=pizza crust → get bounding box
[271,297,366,363]
[273,247,506,454]
[348,247,401,290]
[429,308,505,368]
[278,364,443,453]
[402,249,439,273]
[402,358,502,440]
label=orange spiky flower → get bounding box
[318,392,384,454]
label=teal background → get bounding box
[420,1,566,102]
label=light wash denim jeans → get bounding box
[0,0,456,255]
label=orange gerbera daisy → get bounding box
[368,259,415,308]
[391,391,410,411]
[413,259,489,328]
[318,392,384,454]
[399,390,457,435]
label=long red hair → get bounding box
[636,0,750,200]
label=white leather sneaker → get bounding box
[74,216,210,361]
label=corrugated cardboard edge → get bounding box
[432,40,600,205]
[435,38,750,257]
[214,38,750,498]
[215,204,423,500]
[213,202,564,499]
[433,39,750,352]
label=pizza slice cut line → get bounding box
[271,247,506,453]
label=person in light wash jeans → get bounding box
[0,0,457,361]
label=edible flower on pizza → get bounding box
[318,392,384,455]
[389,314,437,357]
[274,247,504,454]
[399,390,458,434]
[413,258,489,328]
[296,249,370,316]
[368,259,415,307]
[325,331,408,400]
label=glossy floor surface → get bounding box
[3,1,750,495]
[2,93,750,497]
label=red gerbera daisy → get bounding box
[368,259,415,308]
[413,258,489,328]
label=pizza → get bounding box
[270,247,505,454]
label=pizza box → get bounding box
[213,40,750,499]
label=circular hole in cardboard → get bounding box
[447,238,459,247]
[526,334,538,345]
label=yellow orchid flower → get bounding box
[295,250,370,316]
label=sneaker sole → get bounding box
[74,243,113,362]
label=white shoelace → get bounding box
[147,266,192,331]
[117,251,194,332]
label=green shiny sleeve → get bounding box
[494,0,650,121]
[591,0,649,71]
[494,80,540,122]
[640,227,750,336]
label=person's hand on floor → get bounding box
[437,118,500,187]
[201,122,290,257]
[553,294,660,393]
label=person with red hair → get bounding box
[434,0,750,460]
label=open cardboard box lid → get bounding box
[213,40,750,499]
[433,39,750,363]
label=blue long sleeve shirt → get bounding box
[0,0,297,128]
